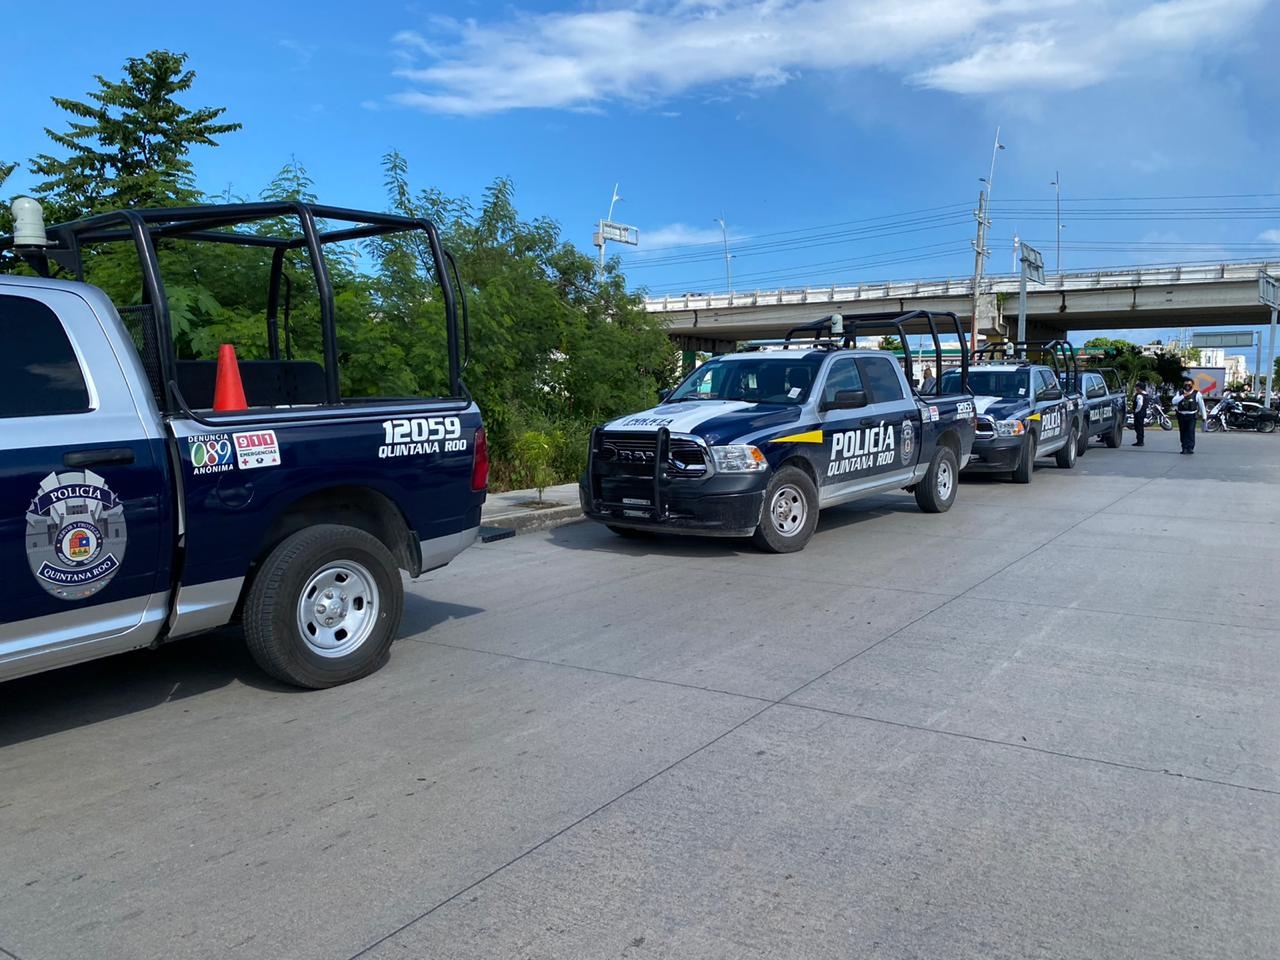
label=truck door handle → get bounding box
[63,447,135,468]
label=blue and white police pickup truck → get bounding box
[1074,368,1126,451]
[1,200,486,688]
[944,359,1077,482]
[580,312,976,552]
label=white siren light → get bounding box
[11,197,49,247]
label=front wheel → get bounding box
[1055,426,1078,469]
[1159,416,1173,431]
[1205,418,1221,433]
[1012,432,1035,484]
[915,447,958,513]
[752,466,819,553]
[1258,419,1276,434]
[244,524,404,689]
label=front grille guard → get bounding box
[588,426,677,521]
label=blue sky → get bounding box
[4,1,1280,364]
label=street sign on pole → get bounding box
[599,220,639,245]
[1260,272,1280,309]
[1019,242,1045,285]
[1016,242,1045,341]
[1192,331,1257,348]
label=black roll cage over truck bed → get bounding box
[974,338,1080,391]
[768,309,971,394]
[3,201,473,423]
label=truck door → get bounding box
[0,286,171,680]
[854,354,919,486]
[1084,373,1114,431]
[1032,367,1069,451]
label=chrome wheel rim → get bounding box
[936,459,954,501]
[768,483,807,537]
[296,561,380,658]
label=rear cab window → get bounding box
[856,355,905,403]
[1,295,92,418]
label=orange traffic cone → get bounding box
[213,343,248,411]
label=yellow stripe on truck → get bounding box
[771,429,825,444]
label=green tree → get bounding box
[879,336,903,352]
[29,50,240,221]
[368,152,676,484]
[1151,350,1187,388]
[0,161,16,236]
[1081,337,1158,391]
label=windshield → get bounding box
[944,368,1029,398]
[668,356,822,405]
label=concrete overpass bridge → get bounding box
[645,261,1279,351]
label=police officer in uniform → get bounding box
[1131,380,1148,446]
[1174,377,1207,454]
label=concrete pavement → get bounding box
[1,423,1277,960]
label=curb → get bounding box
[481,502,584,538]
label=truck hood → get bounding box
[973,395,1030,420]
[602,401,803,445]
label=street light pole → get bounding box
[969,127,1004,352]
[713,214,732,293]
[596,183,623,281]
[1050,172,1062,277]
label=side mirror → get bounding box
[823,389,868,410]
[658,387,673,402]
[1040,388,1063,402]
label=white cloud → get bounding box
[384,0,1267,115]
[1259,229,1280,244]
[634,223,730,249]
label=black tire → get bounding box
[1055,426,1078,468]
[1160,417,1173,431]
[1077,427,1089,456]
[1257,419,1276,434]
[244,524,403,689]
[606,524,653,539]
[1205,418,1221,433]
[752,465,819,553]
[1012,432,1035,484]
[1103,417,1123,448]
[915,446,959,513]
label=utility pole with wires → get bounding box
[969,190,990,353]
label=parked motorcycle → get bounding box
[1206,397,1278,433]
[1127,399,1173,431]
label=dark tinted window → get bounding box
[821,358,863,404]
[858,356,905,402]
[954,369,1028,398]
[0,296,91,418]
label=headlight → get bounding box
[994,419,1026,437]
[709,444,768,472]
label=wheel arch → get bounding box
[249,486,420,589]
[778,453,821,488]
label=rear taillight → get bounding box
[471,426,489,491]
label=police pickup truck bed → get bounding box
[580,311,976,552]
[1,201,487,688]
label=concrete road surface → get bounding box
[2,425,1277,960]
